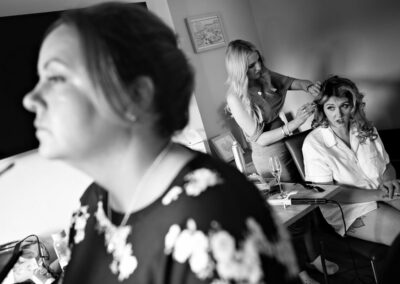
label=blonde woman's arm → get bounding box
[269,71,321,97]
[227,93,314,146]
[290,79,321,97]
[226,93,258,137]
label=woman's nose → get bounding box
[332,107,341,118]
[255,62,261,72]
[23,86,43,113]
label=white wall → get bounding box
[0,151,93,244]
[250,0,400,131]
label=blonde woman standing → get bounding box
[21,5,303,284]
[225,39,319,182]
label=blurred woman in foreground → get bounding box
[23,3,301,283]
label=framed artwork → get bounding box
[210,132,236,162]
[185,12,228,53]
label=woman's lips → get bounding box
[34,123,50,135]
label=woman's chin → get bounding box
[37,144,63,160]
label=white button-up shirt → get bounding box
[302,126,389,235]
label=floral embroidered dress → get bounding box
[61,153,301,284]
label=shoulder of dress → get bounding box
[304,128,324,145]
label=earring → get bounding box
[125,112,137,122]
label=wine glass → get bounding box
[269,156,286,198]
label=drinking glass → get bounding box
[51,231,70,271]
[269,156,286,198]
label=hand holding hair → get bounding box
[295,102,315,125]
[306,81,321,97]
[379,179,400,199]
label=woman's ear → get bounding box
[130,76,155,111]
[123,76,155,123]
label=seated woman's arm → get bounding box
[329,185,387,203]
[379,163,400,198]
[373,131,399,197]
[383,163,396,181]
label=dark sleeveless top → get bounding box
[245,70,301,182]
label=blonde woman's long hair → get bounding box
[225,39,265,122]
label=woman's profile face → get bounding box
[323,96,352,129]
[23,24,128,164]
[246,52,262,80]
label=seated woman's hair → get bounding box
[46,2,194,137]
[312,75,377,143]
[225,39,266,119]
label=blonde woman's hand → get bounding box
[307,81,321,97]
[294,102,316,125]
[378,179,400,199]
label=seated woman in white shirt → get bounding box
[303,75,400,246]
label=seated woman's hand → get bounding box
[307,81,321,97]
[295,102,316,125]
[378,179,400,199]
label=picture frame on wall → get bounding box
[210,132,236,162]
[185,12,228,53]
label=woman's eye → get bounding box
[327,106,335,111]
[342,104,350,109]
[48,75,66,83]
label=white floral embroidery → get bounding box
[189,245,213,279]
[209,231,235,262]
[165,217,299,283]
[162,186,183,205]
[246,212,298,278]
[184,168,222,196]
[164,224,181,254]
[166,219,214,279]
[210,224,262,283]
[211,280,229,284]
[95,201,138,281]
[171,219,198,263]
[189,228,214,279]
[71,205,90,244]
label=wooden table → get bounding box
[267,183,341,226]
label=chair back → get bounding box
[284,129,312,181]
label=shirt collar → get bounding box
[321,127,337,148]
[321,125,360,150]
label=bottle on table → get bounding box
[232,140,247,175]
[51,231,70,271]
